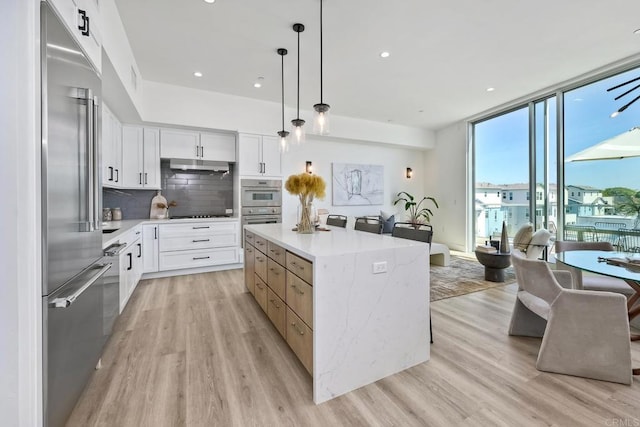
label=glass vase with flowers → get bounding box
[285,173,326,234]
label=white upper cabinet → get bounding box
[143,128,161,189]
[200,132,236,162]
[160,129,200,159]
[49,0,102,72]
[238,133,281,177]
[102,104,122,188]
[121,125,161,189]
[160,129,236,162]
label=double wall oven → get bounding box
[241,179,282,226]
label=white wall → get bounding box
[425,121,469,251]
[100,0,143,111]
[280,136,426,227]
[141,80,435,149]
[1,0,41,425]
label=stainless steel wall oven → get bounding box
[240,179,282,226]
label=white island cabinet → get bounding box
[243,223,430,404]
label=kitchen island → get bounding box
[244,223,430,404]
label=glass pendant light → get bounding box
[313,0,330,135]
[277,48,290,152]
[291,23,306,144]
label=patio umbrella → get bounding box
[566,127,640,162]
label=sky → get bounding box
[475,67,640,191]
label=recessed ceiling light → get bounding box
[486,87,495,92]
[204,0,215,3]
[634,28,640,34]
[418,109,424,113]
[253,76,264,88]
[380,51,390,58]
[193,71,203,77]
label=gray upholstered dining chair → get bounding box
[391,221,434,343]
[509,249,632,384]
[354,217,383,234]
[391,222,433,244]
[326,214,347,228]
[554,240,634,295]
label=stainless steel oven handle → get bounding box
[104,242,127,256]
[49,263,112,308]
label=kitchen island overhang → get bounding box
[244,223,430,403]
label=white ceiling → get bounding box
[114,0,640,131]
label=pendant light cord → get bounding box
[297,29,301,119]
[319,0,324,104]
[281,52,285,131]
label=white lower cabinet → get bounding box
[142,224,159,273]
[118,227,143,313]
[157,221,239,271]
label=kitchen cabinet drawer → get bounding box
[245,230,255,246]
[267,258,286,300]
[244,243,255,295]
[254,235,268,254]
[160,233,236,252]
[287,307,313,375]
[267,288,286,338]
[286,271,313,329]
[254,249,268,282]
[286,252,313,285]
[161,221,237,238]
[159,247,238,271]
[267,241,286,266]
[254,274,268,313]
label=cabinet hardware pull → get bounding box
[108,166,113,181]
[144,173,148,185]
[127,253,132,270]
[192,226,210,229]
[139,172,142,184]
[192,239,210,242]
[290,284,304,295]
[78,9,90,36]
[256,283,264,289]
[154,227,157,239]
[193,256,210,260]
[291,322,305,335]
[269,299,281,309]
[115,169,119,182]
[137,243,142,258]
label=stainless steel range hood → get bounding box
[169,158,230,172]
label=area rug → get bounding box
[431,255,516,301]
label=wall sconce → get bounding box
[306,161,313,174]
[406,167,413,179]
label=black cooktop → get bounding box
[170,214,231,219]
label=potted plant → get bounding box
[393,191,439,228]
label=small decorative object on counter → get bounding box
[150,190,168,219]
[285,172,326,234]
[102,208,112,222]
[111,207,122,221]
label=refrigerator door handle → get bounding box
[92,96,100,230]
[49,263,112,308]
[82,88,95,232]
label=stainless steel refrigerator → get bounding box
[41,3,111,426]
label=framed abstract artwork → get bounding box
[332,163,384,206]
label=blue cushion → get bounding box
[381,214,395,233]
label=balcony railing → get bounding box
[563,224,640,252]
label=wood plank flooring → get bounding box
[67,269,640,426]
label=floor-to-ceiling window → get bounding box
[472,64,640,252]
[473,107,529,245]
[564,68,640,249]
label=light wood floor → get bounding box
[68,269,640,426]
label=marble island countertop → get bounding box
[244,223,428,261]
[102,216,239,249]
